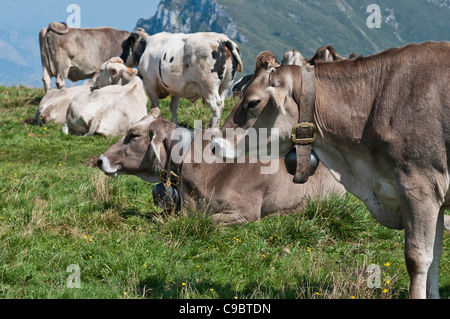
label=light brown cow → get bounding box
[39,22,130,92]
[212,42,450,298]
[97,108,344,226]
[62,58,147,136]
[33,85,91,125]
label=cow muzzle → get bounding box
[97,155,119,176]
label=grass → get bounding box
[0,85,449,299]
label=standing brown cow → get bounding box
[212,42,450,299]
[39,22,130,92]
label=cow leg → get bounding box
[170,96,180,125]
[42,68,51,93]
[146,84,160,110]
[401,183,443,299]
[205,93,223,129]
[212,210,259,226]
[426,209,444,299]
[55,69,68,89]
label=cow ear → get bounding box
[150,132,164,164]
[266,86,287,115]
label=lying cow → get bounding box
[62,58,147,136]
[39,22,130,92]
[33,85,91,125]
[120,30,243,128]
[211,42,450,299]
[97,107,344,226]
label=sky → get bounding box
[0,0,160,86]
[0,0,160,32]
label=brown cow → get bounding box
[97,108,344,226]
[39,22,130,92]
[212,42,450,298]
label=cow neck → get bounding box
[291,65,318,184]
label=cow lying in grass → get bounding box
[33,85,91,125]
[62,58,148,136]
[97,107,344,226]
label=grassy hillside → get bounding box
[0,86,449,299]
[218,0,450,69]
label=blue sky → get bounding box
[0,0,160,32]
[0,0,160,86]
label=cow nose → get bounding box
[97,157,103,168]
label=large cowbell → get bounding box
[284,148,319,177]
[152,183,181,213]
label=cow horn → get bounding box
[255,51,280,71]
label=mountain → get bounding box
[136,0,450,73]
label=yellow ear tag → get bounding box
[128,68,134,74]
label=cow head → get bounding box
[281,48,308,66]
[92,57,138,87]
[120,29,148,67]
[211,51,303,160]
[97,108,176,183]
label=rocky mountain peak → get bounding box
[136,0,247,43]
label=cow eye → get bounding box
[126,133,140,142]
[247,100,261,110]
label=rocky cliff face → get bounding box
[136,0,247,43]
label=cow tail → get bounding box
[229,41,244,73]
[39,27,56,76]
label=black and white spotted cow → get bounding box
[120,29,243,128]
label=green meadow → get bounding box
[0,85,448,299]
